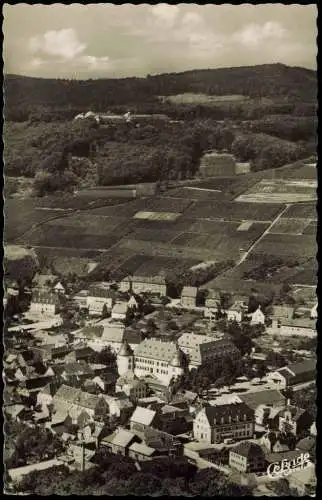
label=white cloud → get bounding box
[28,28,111,72]
[29,28,86,60]
[233,21,287,47]
[150,4,180,27]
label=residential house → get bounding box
[260,430,294,453]
[247,306,265,326]
[4,404,26,422]
[226,301,247,323]
[181,286,198,309]
[205,289,221,312]
[102,393,133,419]
[88,373,116,393]
[60,361,94,384]
[310,422,316,437]
[63,346,95,364]
[229,442,266,473]
[278,405,314,437]
[178,333,240,371]
[111,302,129,321]
[52,385,110,424]
[73,289,89,309]
[106,428,141,457]
[143,427,183,457]
[137,396,165,411]
[193,402,255,444]
[254,404,285,430]
[29,291,59,316]
[115,372,148,401]
[36,383,56,412]
[86,285,113,315]
[130,406,158,433]
[266,360,316,389]
[76,324,125,353]
[128,295,138,311]
[134,338,185,385]
[54,282,66,295]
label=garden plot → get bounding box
[283,202,317,220]
[236,179,317,203]
[252,233,316,259]
[144,196,193,213]
[133,211,181,221]
[269,218,312,235]
[183,200,283,222]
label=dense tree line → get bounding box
[5,64,316,120]
[10,455,252,496]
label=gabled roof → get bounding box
[88,286,112,299]
[135,338,184,364]
[130,406,156,426]
[62,362,93,376]
[278,359,316,377]
[296,436,316,453]
[132,275,166,285]
[239,390,286,411]
[181,286,198,298]
[129,442,155,456]
[202,402,254,426]
[231,441,265,459]
[111,429,137,448]
[112,302,128,314]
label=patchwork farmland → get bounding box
[6,171,317,291]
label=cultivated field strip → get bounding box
[268,218,312,235]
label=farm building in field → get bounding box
[193,402,255,444]
[199,151,236,177]
[30,291,60,316]
[177,333,240,371]
[181,286,198,308]
[266,359,316,390]
[119,275,167,296]
[235,162,251,175]
[269,317,316,338]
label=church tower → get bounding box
[117,340,134,376]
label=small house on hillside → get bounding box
[247,306,265,325]
[229,442,266,473]
[226,301,247,323]
[54,282,66,295]
[181,286,198,309]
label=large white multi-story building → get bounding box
[177,333,240,370]
[116,338,185,386]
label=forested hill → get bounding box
[4,63,316,120]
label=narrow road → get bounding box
[236,204,291,266]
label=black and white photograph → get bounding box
[3,3,317,496]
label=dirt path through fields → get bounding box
[236,204,291,266]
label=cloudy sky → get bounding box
[3,4,317,79]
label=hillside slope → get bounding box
[4,64,316,116]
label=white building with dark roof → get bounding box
[76,324,125,352]
[30,291,60,316]
[134,338,185,386]
[266,360,316,389]
[181,286,198,308]
[87,285,113,315]
[178,333,240,370]
[193,402,255,444]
